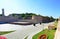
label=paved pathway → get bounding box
[0,22,54,39]
[3,24,44,39]
[27,22,54,39]
[54,20,60,39]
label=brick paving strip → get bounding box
[54,20,60,39]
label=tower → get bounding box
[32,15,35,20]
[2,8,5,16]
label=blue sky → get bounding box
[0,0,60,18]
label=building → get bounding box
[0,9,18,23]
[0,8,54,24]
[32,15,43,23]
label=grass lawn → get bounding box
[24,36,28,39]
[54,20,58,27]
[0,30,15,35]
[32,29,56,39]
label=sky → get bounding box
[0,0,60,18]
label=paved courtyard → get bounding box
[0,22,54,39]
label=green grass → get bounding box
[24,36,28,39]
[0,30,15,35]
[32,29,56,39]
[54,20,58,27]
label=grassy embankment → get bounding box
[32,29,56,39]
[32,21,58,39]
[0,30,15,35]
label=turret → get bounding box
[2,8,5,16]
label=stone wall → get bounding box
[0,16,18,22]
[32,15,43,23]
